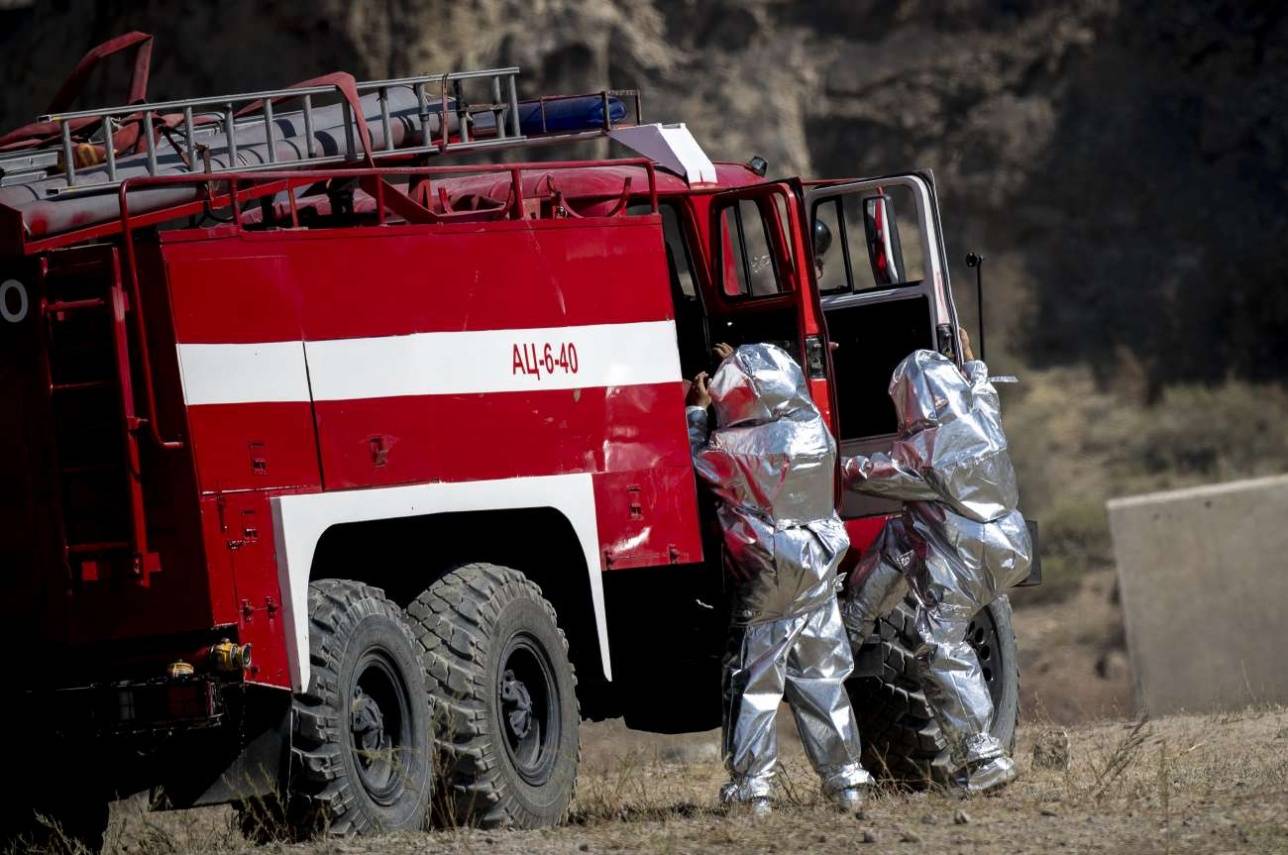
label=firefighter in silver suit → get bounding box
[686,342,872,815]
[841,330,1031,795]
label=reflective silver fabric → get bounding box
[840,516,912,635]
[720,602,871,799]
[952,754,1018,796]
[842,351,1032,769]
[688,344,849,625]
[689,344,868,799]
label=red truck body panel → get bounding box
[0,155,895,697]
[88,202,702,688]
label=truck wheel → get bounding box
[408,564,580,829]
[285,579,432,836]
[848,594,1019,784]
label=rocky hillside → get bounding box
[2,0,1284,386]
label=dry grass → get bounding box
[39,705,1286,854]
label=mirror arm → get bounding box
[966,251,986,362]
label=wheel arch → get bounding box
[270,475,610,694]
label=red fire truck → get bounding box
[0,34,1031,848]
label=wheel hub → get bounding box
[497,634,561,786]
[500,669,534,740]
[965,611,1003,709]
[351,686,390,766]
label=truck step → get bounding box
[58,462,120,476]
[67,541,131,555]
[45,297,108,314]
[50,379,113,393]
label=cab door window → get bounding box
[707,186,814,365]
[810,180,948,443]
[813,184,926,295]
[806,174,956,518]
[719,199,788,298]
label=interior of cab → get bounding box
[811,183,943,516]
[652,204,711,378]
[629,196,804,378]
[708,196,803,360]
[629,183,942,517]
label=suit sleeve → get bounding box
[686,406,710,456]
[964,359,1001,411]
[841,451,940,502]
[687,406,739,496]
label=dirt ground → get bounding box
[1011,569,1134,725]
[82,570,1284,855]
[98,704,1288,854]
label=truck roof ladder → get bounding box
[0,53,644,251]
[8,68,642,199]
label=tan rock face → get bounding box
[0,1,1110,185]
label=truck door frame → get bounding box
[803,171,962,520]
[702,180,835,425]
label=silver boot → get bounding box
[951,754,1017,796]
[830,785,866,813]
[720,780,774,817]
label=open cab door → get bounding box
[804,172,962,520]
[703,181,834,423]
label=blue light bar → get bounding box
[517,96,627,135]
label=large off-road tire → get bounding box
[279,579,433,837]
[849,594,1019,784]
[408,564,580,829]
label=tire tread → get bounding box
[409,563,580,829]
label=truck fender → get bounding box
[269,474,611,692]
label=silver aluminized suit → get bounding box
[686,343,870,802]
[841,349,1031,788]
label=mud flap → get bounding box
[154,685,291,809]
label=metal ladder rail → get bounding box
[38,248,154,581]
[37,67,525,191]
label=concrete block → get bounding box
[1107,474,1288,716]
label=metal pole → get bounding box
[438,78,451,152]
[966,251,986,362]
[264,99,277,163]
[60,122,76,186]
[455,79,470,144]
[143,112,158,175]
[225,104,238,167]
[104,117,118,182]
[303,95,316,159]
[183,106,197,170]
[415,82,430,148]
[508,74,521,137]
[342,99,356,160]
[492,76,505,140]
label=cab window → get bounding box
[718,199,787,298]
[813,184,926,294]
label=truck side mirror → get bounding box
[863,193,905,286]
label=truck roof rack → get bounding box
[0,67,642,197]
[0,41,655,252]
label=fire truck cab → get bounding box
[0,35,1025,849]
